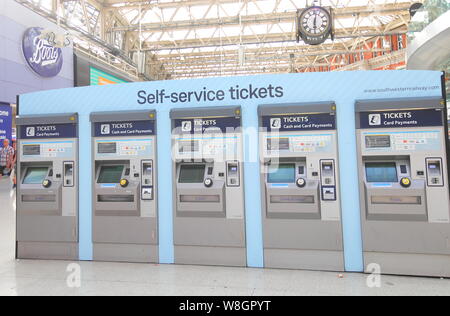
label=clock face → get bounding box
[299,7,331,37]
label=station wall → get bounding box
[0,0,74,104]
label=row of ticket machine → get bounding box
[15,97,450,277]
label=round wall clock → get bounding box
[298,6,333,45]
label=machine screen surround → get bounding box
[268,164,296,183]
[97,165,124,184]
[179,164,206,183]
[365,162,398,183]
[23,167,48,184]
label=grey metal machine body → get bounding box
[259,103,344,271]
[91,111,158,263]
[356,97,450,277]
[16,113,79,260]
[171,106,246,267]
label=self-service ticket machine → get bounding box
[356,97,450,277]
[259,103,344,271]
[171,106,246,266]
[16,113,79,260]
[91,111,158,263]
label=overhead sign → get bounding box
[0,104,12,142]
[19,123,77,139]
[359,109,443,129]
[173,117,241,134]
[22,27,64,78]
[262,113,336,131]
[94,120,155,137]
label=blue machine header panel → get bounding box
[93,120,155,137]
[19,123,77,140]
[173,117,241,134]
[359,109,443,129]
[261,113,336,132]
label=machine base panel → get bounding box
[364,252,450,278]
[17,242,79,260]
[93,243,159,263]
[264,249,344,271]
[175,246,247,267]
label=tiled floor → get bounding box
[1,178,450,296]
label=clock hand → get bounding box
[314,16,317,29]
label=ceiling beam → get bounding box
[112,3,412,32]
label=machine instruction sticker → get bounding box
[21,140,75,158]
[362,131,442,152]
[94,120,155,137]
[20,123,77,139]
[359,109,443,129]
[96,139,153,157]
[261,113,336,132]
[174,117,241,134]
[265,134,334,154]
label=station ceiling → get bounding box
[20,0,416,80]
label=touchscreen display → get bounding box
[97,165,124,183]
[179,165,205,183]
[366,162,398,183]
[23,167,48,184]
[268,164,296,183]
